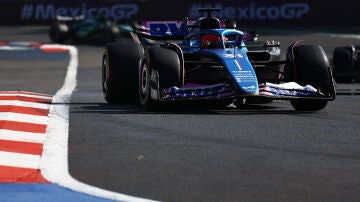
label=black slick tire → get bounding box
[49,23,67,43]
[139,46,181,110]
[286,45,334,111]
[333,46,355,82]
[102,41,142,103]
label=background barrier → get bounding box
[0,0,359,26]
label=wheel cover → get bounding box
[140,63,149,97]
[102,54,109,93]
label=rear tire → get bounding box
[102,42,142,103]
[333,46,353,69]
[333,46,355,82]
[286,44,334,111]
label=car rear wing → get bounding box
[130,21,188,40]
[245,41,280,49]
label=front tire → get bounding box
[49,23,67,43]
[290,100,328,111]
[286,44,334,111]
[139,46,181,110]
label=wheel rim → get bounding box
[140,62,149,97]
[102,55,108,93]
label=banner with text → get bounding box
[0,0,358,26]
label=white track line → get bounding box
[0,129,45,144]
[40,45,157,202]
[329,34,360,39]
[0,151,40,169]
[0,46,35,50]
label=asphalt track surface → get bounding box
[1,26,360,202]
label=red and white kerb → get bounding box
[0,91,52,183]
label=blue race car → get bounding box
[101,8,336,111]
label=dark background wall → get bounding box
[0,0,359,26]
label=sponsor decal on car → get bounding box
[141,20,196,36]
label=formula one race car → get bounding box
[332,45,360,82]
[101,8,336,111]
[49,14,121,44]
